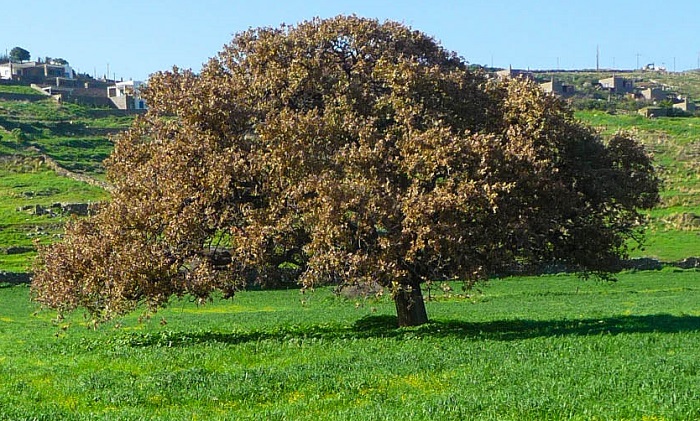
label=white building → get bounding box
[107,80,147,110]
[0,61,74,80]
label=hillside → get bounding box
[532,69,700,113]
[0,83,135,273]
[576,111,700,260]
[510,68,700,261]
[0,75,698,276]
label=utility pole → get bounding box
[636,53,641,70]
[596,45,599,72]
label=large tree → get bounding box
[32,16,659,327]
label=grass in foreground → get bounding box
[1,269,699,420]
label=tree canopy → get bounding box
[32,16,659,327]
[9,47,30,63]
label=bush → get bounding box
[571,97,616,113]
[11,128,27,143]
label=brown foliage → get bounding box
[31,16,659,323]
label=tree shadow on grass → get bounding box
[122,313,700,347]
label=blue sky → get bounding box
[5,1,700,81]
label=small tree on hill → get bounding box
[32,16,659,327]
[9,47,30,63]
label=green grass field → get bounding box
[0,84,47,96]
[1,269,699,420]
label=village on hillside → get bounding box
[0,55,147,111]
[0,46,698,118]
[495,67,697,117]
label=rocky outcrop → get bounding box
[17,202,99,217]
[0,272,31,285]
[620,258,663,271]
[672,257,700,269]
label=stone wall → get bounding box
[17,202,100,217]
[0,272,31,285]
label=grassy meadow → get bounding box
[2,270,700,420]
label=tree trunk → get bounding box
[394,282,429,327]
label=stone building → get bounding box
[639,87,667,101]
[540,78,575,96]
[495,67,534,81]
[0,61,74,82]
[673,97,696,113]
[599,75,634,93]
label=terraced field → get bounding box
[0,84,133,273]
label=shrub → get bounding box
[11,128,27,143]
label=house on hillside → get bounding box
[598,75,634,93]
[0,61,74,82]
[639,86,667,101]
[638,107,667,118]
[540,78,575,96]
[638,98,696,118]
[673,97,696,113]
[28,75,150,108]
[495,67,534,81]
[107,80,147,110]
